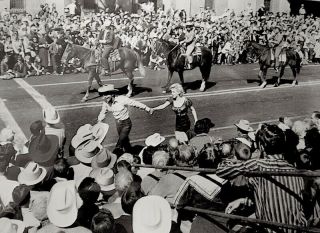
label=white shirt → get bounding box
[71,163,92,188]
[98,95,150,121]
[0,175,19,206]
[67,3,76,15]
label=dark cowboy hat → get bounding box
[29,130,59,167]
[98,84,119,96]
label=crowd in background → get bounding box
[2,2,320,233]
[1,1,320,79]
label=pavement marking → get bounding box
[14,79,54,109]
[31,76,145,87]
[104,114,307,147]
[252,64,320,71]
[56,79,320,111]
[0,98,27,143]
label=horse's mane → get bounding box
[159,39,178,51]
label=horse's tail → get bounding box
[135,51,146,77]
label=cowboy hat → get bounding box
[43,107,60,125]
[47,180,81,228]
[28,132,59,167]
[145,133,165,147]
[98,84,118,96]
[0,218,25,233]
[235,137,252,148]
[71,123,109,149]
[91,147,117,169]
[75,140,101,164]
[133,196,172,233]
[90,167,115,191]
[0,127,15,142]
[235,120,254,132]
[18,162,47,186]
[117,153,134,165]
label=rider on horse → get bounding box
[98,20,115,76]
[269,27,286,72]
[180,22,196,69]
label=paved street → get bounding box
[1,63,320,152]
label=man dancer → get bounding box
[97,85,153,154]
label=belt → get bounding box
[116,118,130,122]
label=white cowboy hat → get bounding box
[145,133,165,147]
[133,196,172,233]
[71,123,109,149]
[175,131,189,143]
[43,107,60,125]
[235,120,254,132]
[18,162,47,186]
[75,140,101,164]
[47,180,81,228]
[90,167,115,191]
[0,218,25,233]
[117,153,134,165]
[0,127,15,142]
[235,137,252,148]
[91,147,117,169]
[98,84,118,95]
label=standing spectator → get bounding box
[38,32,49,74]
[48,37,60,75]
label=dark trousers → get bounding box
[115,118,132,152]
[101,45,113,70]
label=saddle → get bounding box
[108,49,121,62]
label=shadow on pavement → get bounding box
[183,80,217,92]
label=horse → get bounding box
[245,40,301,88]
[154,39,213,92]
[61,43,145,102]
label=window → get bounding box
[10,0,25,9]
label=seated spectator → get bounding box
[37,180,91,233]
[0,55,15,79]
[43,107,66,151]
[53,158,74,181]
[77,177,101,229]
[116,182,144,233]
[91,209,127,233]
[102,169,133,219]
[24,55,37,77]
[13,56,27,78]
[190,118,216,154]
[141,150,169,195]
[150,145,198,204]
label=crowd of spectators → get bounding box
[1,2,320,79]
[2,3,320,233]
[1,94,320,232]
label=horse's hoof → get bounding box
[274,82,280,87]
[292,81,298,86]
[260,82,267,89]
[199,82,206,92]
[81,98,87,103]
[126,92,132,98]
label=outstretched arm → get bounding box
[190,106,198,123]
[98,102,108,122]
[153,101,170,111]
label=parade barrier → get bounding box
[132,163,320,231]
[176,206,320,233]
[132,164,320,177]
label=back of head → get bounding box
[91,209,115,233]
[175,145,196,166]
[152,150,169,167]
[142,146,157,165]
[198,143,218,168]
[305,127,320,150]
[78,177,101,204]
[115,169,133,194]
[121,182,144,215]
[54,158,72,179]
[256,124,285,156]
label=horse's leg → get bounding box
[259,68,267,88]
[275,65,285,87]
[94,67,103,87]
[178,71,185,88]
[199,64,211,92]
[123,70,134,97]
[162,70,174,93]
[81,68,94,102]
[291,65,298,86]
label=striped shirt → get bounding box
[216,157,308,232]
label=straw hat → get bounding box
[0,218,25,233]
[145,133,165,147]
[90,167,115,191]
[75,140,101,164]
[235,137,252,148]
[43,107,60,125]
[91,147,117,169]
[133,196,172,233]
[18,162,47,186]
[47,180,81,228]
[117,153,134,165]
[235,120,254,132]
